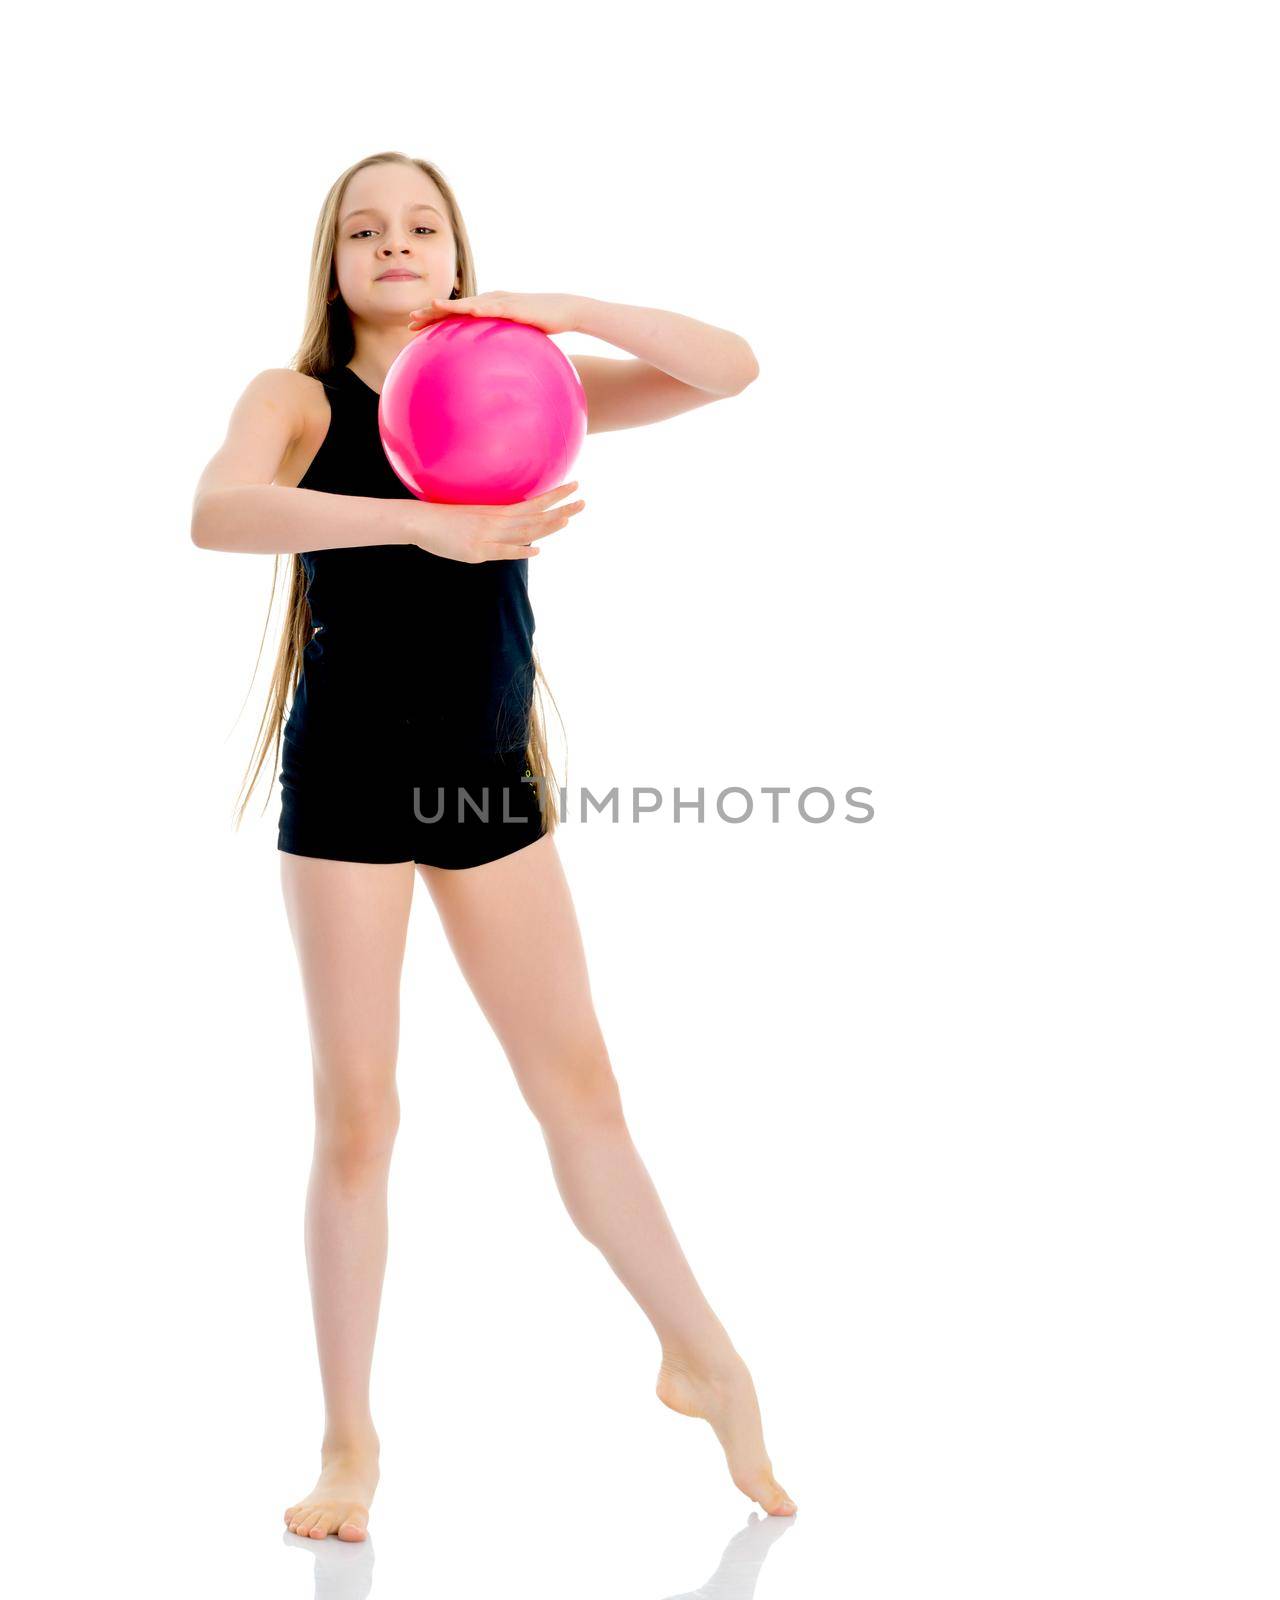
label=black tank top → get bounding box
[283,364,537,758]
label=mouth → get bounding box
[376,271,420,282]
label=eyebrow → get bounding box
[340,203,445,226]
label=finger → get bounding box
[493,501,583,541]
[490,513,578,552]
[486,541,540,560]
[525,480,581,508]
[534,500,585,529]
[469,482,581,518]
[492,525,554,548]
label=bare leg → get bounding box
[278,853,416,1540]
[416,833,797,1516]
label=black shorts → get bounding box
[277,733,548,869]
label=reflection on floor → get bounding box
[283,1504,799,1599]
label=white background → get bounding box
[5,2,1276,1596]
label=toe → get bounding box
[737,1470,796,1516]
[765,1482,797,1515]
[338,1509,369,1541]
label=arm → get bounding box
[571,297,759,395]
[190,369,415,554]
[567,298,759,434]
[408,291,759,433]
[194,484,416,556]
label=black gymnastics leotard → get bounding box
[277,363,547,868]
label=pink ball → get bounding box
[378,315,587,506]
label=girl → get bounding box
[192,150,795,1541]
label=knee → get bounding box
[524,1043,624,1130]
[315,1081,401,1175]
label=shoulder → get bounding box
[242,366,332,442]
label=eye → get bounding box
[348,227,437,239]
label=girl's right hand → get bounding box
[403,481,585,563]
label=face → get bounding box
[331,163,459,322]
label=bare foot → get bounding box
[284,1439,380,1541]
[656,1351,797,1516]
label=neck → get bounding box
[346,325,420,387]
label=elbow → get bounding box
[190,490,222,549]
[190,492,209,548]
[729,346,760,395]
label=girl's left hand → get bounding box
[407,290,583,336]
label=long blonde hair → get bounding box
[234,150,563,835]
